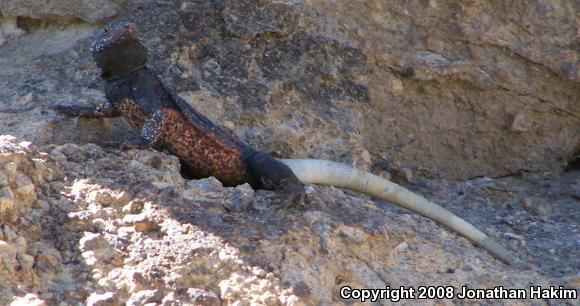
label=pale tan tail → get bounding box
[281,159,522,266]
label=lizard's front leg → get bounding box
[247,151,306,208]
[51,101,120,118]
[109,110,166,150]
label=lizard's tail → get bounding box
[281,159,522,266]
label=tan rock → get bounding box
[0,0,118,23]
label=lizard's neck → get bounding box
[102,62,147,83]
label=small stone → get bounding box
[222,214,236,222]
[219,282,236,299]
[187,177,223,192]
[68,211,94,230]
[257,279,270,290]
[291,281,312,299]
[15,173,35,196]
[0,240,17,271]
[565,276,580,289]
[393,168,413,184]
[469,45,483,61]
[358,149,372,167]
[134,221,160,233]
[54,198,74,210]
[262,294,280,306]
[534,203,550,215]
[428,0,438,9]
[504,233,524,241]
[35,248,62,272]
[79,232,109,251]
[0,172,8,186]
[92,218,107,231]
[426,37,445,52]
[86,292,118,306]
[122,200,144,214]
[3,162,18,180]
[185,288,220,306]
[117,226,136,239]
[3,225,17,240]
[160,292,179,305]
[385,77,404,96]
[127,290,162,306]
[223,120,236,131]
[521,197,550,215]
[522,197,534,209]
[231,300,251,306]
[252,267,267,278]
[0,16,25,46]
[123,214,160,233]
[14,236,26,251]
[0,186,15,214]
[377,170,392,180]
[338,226,366,244]
[49,181,67,194]
[510,113,530,132]
[88,189,116,207]
[18,140,33,150]
[394,242,409,252]
[111,190,131,207]
[58,144,87,162]
[10,293,47,306]
[16,252,35,271]
[225,184,254,212]
[35,199,49,210]
[304,185,316,195]
[284,295,305,306]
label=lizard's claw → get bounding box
[278,184,307,209]
[103,139,150,150]
[102,140,126,150]
[50,104,79,116]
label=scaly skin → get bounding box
[55,22,304,204]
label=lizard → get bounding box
[53,22,306,207]
[53,22,522,266]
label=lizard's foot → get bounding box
[277,183,306,209]
[50,104,82,116]
[103,138,151,150]
[102,140,126,150]
[50,102,119,119]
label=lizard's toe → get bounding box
[278,184,306,209]
[50,104,77,116]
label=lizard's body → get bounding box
[106,68,252,186]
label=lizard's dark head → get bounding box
[91,22,148,81]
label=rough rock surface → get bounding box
[0,0,579,305]
[0,0,119,23]
[0,16,24,46]
[0,136,577,305]
[0,0,578,179]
